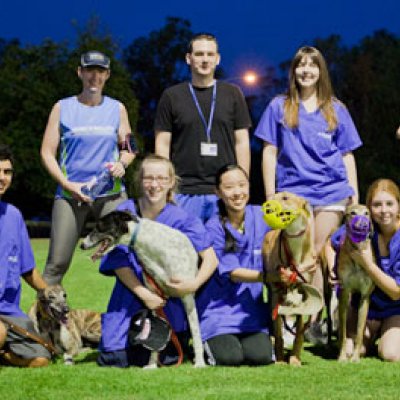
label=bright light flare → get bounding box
[242,71,258,85]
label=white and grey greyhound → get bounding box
[80,210,206,368]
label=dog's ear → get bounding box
[115,210,136,234]
[302,199,313,218]
[369,218,374,239]
[37,288,46,301]
[117,210,139,223]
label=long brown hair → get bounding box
[284,46,337,131]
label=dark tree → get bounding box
[123,17,193,150]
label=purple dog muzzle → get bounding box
[347,215,371,243]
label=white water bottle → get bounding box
[81,163,114,200]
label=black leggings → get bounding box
[204,332,274,366]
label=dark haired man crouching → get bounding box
[0,144,50,367]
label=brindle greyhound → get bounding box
[28,285,101,365]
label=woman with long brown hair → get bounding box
[254,46,362,342]
[344,179,400,361]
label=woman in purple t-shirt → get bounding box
[345,179,400,361]
[254,46,362,340]
[197,164,273,366]
[98,154,218,368]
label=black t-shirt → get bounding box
[154,81,251,194]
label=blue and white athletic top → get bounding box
[56,95,124,198]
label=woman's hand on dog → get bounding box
[140,289,166,310]
[347,243,375,271]
[166,278,198,297]
[279,267,298,286]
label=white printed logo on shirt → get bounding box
[317,132,332,140]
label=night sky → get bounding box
[1,0,399,77]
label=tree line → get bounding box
[1,17,399,217]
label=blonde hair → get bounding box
[284,46,338,131]
[366,179,400,211]
[136,154,179,203]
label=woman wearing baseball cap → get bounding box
[40,50,137,284]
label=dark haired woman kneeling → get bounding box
[196,165,274,366]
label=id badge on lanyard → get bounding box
[189,82,218,157]
[200,142,218,156]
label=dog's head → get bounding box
[38,285,69,324]
[80,210,138,260]
[344,204,373,243]
[262,192,312,232]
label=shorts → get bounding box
[313,199,348,213]
[175,194,218,223]
[1,315,51,360]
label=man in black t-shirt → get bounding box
[154,33,251,222]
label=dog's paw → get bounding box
[350,354,361,363]
[194,361,206,368]
[64,358,74,366]
[338,349,349,362]
[143,363,158,370]
[288,356,302,367]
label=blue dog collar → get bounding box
[129,220,141,246]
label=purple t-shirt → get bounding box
[254,96,362,206]
[0,202,35,317]
[368,229,400,319]
[196,205,271,342]
[99,200,212,352]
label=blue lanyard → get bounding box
[188,81,217,143]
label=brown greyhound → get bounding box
[336,204,374,362]
[262,192,323,366]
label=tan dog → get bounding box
[336,204,374,362]
[262,192,322,366]
[28,284,101,365]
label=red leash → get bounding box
[143,271,184,367]
[272,233,308,320]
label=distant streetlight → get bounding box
[226,70,259,87]
[242,71,258,85]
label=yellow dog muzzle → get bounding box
[261,199,300,230]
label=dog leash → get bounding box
[142,271,184,367]
[272,233,311,325]
[0,315,59,356]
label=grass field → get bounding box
[1,239,399,400]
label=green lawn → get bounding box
[1,239,399,400]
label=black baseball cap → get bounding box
[80,51,110,69]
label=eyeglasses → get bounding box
[142,175,170,185]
